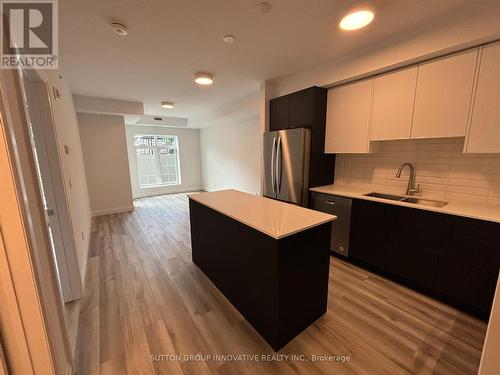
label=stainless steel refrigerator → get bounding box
[263,128,311,206]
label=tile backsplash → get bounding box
[334,138,500,204]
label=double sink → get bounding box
[364,192,448,208]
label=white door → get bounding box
[19,72,76,302]
[0,337,7,375]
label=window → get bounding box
[134,135,181,188]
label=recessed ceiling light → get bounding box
[161,101,174,109]
[110,22,128,36]
[339,9,374,31]
[194,72,214,85]
[223,34,236,43]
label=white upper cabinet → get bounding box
[411,49,479,139]
[371,66,418,141]
[465,42,500,153]
[325,78,376,153]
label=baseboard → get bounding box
[91,205,135,217]
[133,186,203,199]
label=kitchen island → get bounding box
[188,189,336,351]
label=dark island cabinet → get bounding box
[347,198,500,319]
[435,216,500,318]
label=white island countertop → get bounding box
[311,184,500,224]
[188,189,336,239]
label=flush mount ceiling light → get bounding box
[339,6,374,31]
[223,34,236,43]
[194,72,214,85]
[110,22,128,36]
[161,101,175,109]
[255,2,272,14]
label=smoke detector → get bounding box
[255,2,272,14]
[110,22,128,36]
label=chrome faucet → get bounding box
[396,162,421,196]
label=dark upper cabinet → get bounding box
[386,206,444,290]
[349,199,389,270]
[435,216,500,318]
[269,87,335,189]
[289,87,316,128]
[269,95,290,131]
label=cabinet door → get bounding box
[435,216,500,318]
[466,42,500,153]
[289,87,315,128]
[371,67,418,141]
[411,49,478,139]
[270,95,290,131]
[386,206,444,289]
[325,79,374,153]
[349,199,388,270]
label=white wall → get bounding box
[126,125,202,198]
[77,113,134,215]
[272,4,500,97]
[200,119,260,194]
[37,70,91,283]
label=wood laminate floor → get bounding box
[75,193,487,375]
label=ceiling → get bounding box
[59,0,481,128]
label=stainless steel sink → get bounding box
[364,192,448,208]
[401,197,448,207]
[364,192,407,201]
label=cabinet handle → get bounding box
[326,200,336,205]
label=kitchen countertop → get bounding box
[310,184,500,224]
[188,189,336,239]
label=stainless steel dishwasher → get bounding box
[311,192,352,257]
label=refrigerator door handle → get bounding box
[271,136,276,193]
[276,136,282,193]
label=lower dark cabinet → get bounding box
[349,200,388,270]
[347,198,500,320]
[435,216,500,318]
[386,207,444,290]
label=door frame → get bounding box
[0,66,72,373]
[17,68,83,302]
